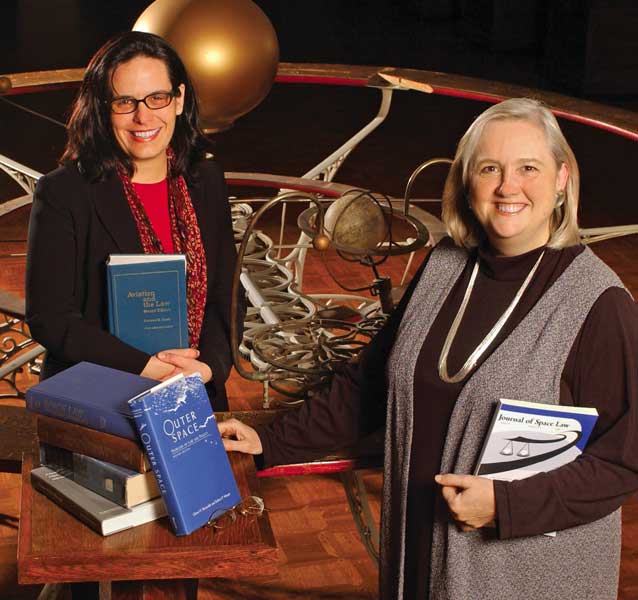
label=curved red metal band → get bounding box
[431,86,638,142]
[257,457,382,478]
[275,75,368,87]
[225,177,344,197]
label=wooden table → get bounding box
[17,453,278,599]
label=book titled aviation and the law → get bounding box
[129,372,241,536]
[25,362,157,441]
[475,398,599,481]
[107,254,188,355]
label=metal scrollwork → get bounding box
[0,153,42,194]
[242,317,377,401]
[0,312,44,399]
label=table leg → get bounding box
[100,579,198,600]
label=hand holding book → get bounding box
[140,347,208,381]
[155,349,213,383]
[437,398,599,537]
[435,473,496,532]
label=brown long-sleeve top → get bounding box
[256,242,638,599]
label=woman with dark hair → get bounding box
[26,31,243,410]
[220,99,638,598]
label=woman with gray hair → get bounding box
[220,98,638,599]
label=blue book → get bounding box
[39,444,160,508]
[25,362,157,441]
[128,373,241,536]
[475,398,599,480]
[107,254,188,355]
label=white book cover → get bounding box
[107,254,185,266]
[475,398,598,481]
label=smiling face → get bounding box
[110,55,185,182]
[468,119,569,256]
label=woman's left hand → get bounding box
[155,348,213,383]
[435,473,496,532]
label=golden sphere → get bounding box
[133,0,279,132]
[0,77,12,94]
[312,234,330,252]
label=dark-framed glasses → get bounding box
[206,495,266,530]
[109,91,178,114]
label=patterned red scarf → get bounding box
[117,148,207,348]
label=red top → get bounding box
[132,180,174,254]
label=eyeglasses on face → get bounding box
[206,495,266,530]
[109,90,178,114]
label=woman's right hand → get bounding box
[140,355,177,380]
[140,347,201,380]
[218,418,263,455]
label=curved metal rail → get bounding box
[2,63,636,140]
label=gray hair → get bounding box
[442,98,580,249]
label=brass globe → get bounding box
[323,191,387,253]
[134,0,279,132]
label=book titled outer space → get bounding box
[128,373,241,536]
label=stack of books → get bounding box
[26,362,166,536]
[26,361,241,537]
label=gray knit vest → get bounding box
[383,243,627,600]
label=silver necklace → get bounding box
[438,250,545,384]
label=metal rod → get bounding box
[403,157,452,216]
[302,88,393,181]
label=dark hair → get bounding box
[62,31,211,181]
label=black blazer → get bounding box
[25,160,244,410]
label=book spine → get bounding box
[31,471,104,535]
[26,390,138,441]
[37,417,148,473]
[107,265,116,335]
[177,262,188,347]
[473,400,503,476]
[40,445,128,506]
[130,402,189,535]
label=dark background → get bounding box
[2,1,637,99]
[0,0,636,219]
